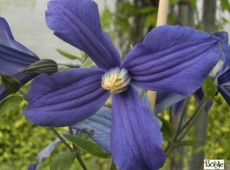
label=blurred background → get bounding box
[0,0,230,169]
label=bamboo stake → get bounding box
[147,0,169,112]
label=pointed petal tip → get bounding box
[0,17,14,40]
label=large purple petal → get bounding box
[213,32,228,46]
[0,17,14,40]
[218,68,230,85]
[111,86,165,170]
[24,68,110,127]
[0,19,39,75]
[46,0,121,70]
[122,25,220,95]
[214,32,230,73]
[0,18,39,101]
[217,68,230,105]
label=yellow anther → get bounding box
[102,67,131,94]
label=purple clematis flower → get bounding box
[24,0,221,169]
[215,32,230,105]
[0,17,39,100]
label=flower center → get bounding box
[101,67,131,94]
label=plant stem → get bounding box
[174,98,189,141]
[50,127,73,151]
[147,0,169,111]
[68,127,88,170]
[51,127,87,170]
[177,98,209,142]
[165,97,209,157]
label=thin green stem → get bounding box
[174,98,189,141]
[68,127,88,170]
[50,127,73,151]
[177,98,209,142]
[166,97,210,157]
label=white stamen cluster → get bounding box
[101,67,131,94]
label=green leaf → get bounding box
[56,49,81,61]
[221,0,230,10]
[157,116,174,139]
[64,134,111,158]
[137,6,156,14]
[170,0,179,6]
[101,7,112,29]
[80,57,93,68]
[203,76,217,99]
[0,74,21,94]
[175,139,205,148]
[50,152,75,170]
[144,14,156,28]
[191,0,197,8]
[58,65,71,72]
[0,95,23,114]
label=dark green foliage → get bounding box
[50,152,75,170]
[158,116,175,140]
[205,94,230,159]
[0,102,57,169]
[0,74,21,94]
[64,134,111,158]
[203,76,217,99]
[0,96,23,115]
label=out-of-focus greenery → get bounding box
[205,94,230,159]
[0,101,56,169]
[0,94,229,169]
[0,98,112,169]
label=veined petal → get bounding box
[218,68,230,85]
[122,25,220,95]
[0,20,39,75]
[218,84,230,105]
[214,32,228,47]
[0,17,14,40]
[214,32,230,74]
[0,18,39,101]
[72,106,112,151]
[154,92,185,114]
[46,0,121,70]
[217,68,230,105]
[24,68,110,127]
[111,86,165,170]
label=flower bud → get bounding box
[0,73,21,94]
[20,59,58,75]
